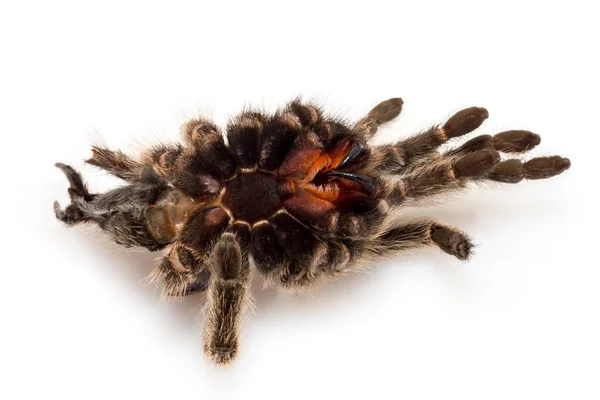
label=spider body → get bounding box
[54,97,570,364]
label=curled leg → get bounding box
[54,162,94,200]
[148,243,211,298]
[372,221,473,260]
[54,163,172,250]
[53,163,95,224]
[54,163,95,225]
[203,233,251,365]
[355,97,404,138]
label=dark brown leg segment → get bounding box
[367,107,489,174]
[85,146,144,182]
[447,130,542,158]
[86,144,187,185]
[488,156,571,183]
[54,163,94,201]
[203,233,251,365]
[54,163,94,224]
[356,97,404,138]
[380,149,501,204]
[54,163,171,250]
[374,221,473,260]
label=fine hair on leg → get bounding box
[203,233,251,364]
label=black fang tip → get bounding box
[324,171,377,197]
[336,141,366,170]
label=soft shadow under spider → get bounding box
[76,230,204,333]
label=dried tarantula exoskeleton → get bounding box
[54,98,570,364]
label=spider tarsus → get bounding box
[453,149,501,178]
[204,345,237,365]
[370,97,404,124]
[488,159,524,183]
[55,162,88,196]
[430,224,473,260]
[488,156,571,183]
[53,201,65,220]
[357,97,404,137]
[492,130,541,153]
[443,107,489,138]
[523,156,571,179]
[451,134,494,155]
[53,202,86,224]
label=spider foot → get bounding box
[55,162,91,200]
[491,130,541,153]
[442,107,489,139]
[453,130,541,156]
[204,345,237,365]
[54,162,94,225]
[489,156,571,183]
[369,97,404,125]
[453,149,501,178]
[357,97,404,137]
[53,201,65,220]
[430,224,473,260]
[53,200,86,224]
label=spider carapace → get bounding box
[54,97,570,364]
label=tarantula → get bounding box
[54,97,570,364]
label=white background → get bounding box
[1,1,598,399]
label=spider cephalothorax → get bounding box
[54,97,570,364]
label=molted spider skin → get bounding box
[54,97,571,365]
